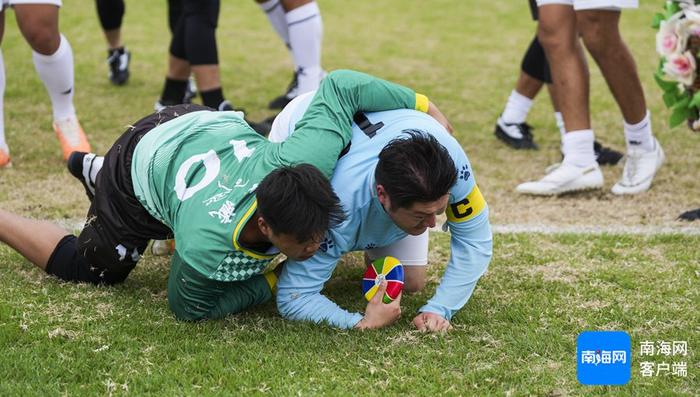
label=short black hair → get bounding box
[375,130,457,209]
[256,164,346,242]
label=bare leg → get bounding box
[103,28,122,50]
[538,5,590,132]
[191,64,220,92]
[281,0,313,11]
[402,266,427,293]
[167,55,190,80]
[13,4,60,55]
[516,71,544,99]
[0,209,69,269]
[577,10,646,124]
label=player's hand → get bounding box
[427,102,454,135]
[355,281,402,329]
[412,312,452,333]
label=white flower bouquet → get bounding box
[654,0,700,130]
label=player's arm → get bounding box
[276,249,364,328]
[275,69,431,177]
[417,160,493,328]
[276,246,400,329]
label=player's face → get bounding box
[268,232,321,262]
[385,194,450,236]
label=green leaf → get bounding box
[654,72,678,93]
[652,12,666,29]
[670,96,692,127]
[665,1,681,18]
[663,91,680,108]
[689,91,700,108]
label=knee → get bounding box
[167,291,209,322]
[24,26,60,55]
[403,277,426,294]
[536,24,571,54]
[578,14,619,57]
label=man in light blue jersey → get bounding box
[269,93,493,332]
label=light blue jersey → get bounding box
[274,94,493,329]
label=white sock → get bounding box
[259,0,290,49]
[554,112,566,140]
[562,129,596,168]
[0,49,6,153]
[624,110,654,152]
[501,90,533,124]
[33,34,76,120]
[82,153,104,190]
[287,2,323,94]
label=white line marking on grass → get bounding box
[58,217,699,236]
[432,223,700,236]
[489,224,700,236]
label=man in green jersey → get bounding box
[0,70,442,321]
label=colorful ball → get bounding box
[362,256,404,303]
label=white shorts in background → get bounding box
[536,0,637,10]
[1,0,61,12]
[366,231,430,267]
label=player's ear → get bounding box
[376,184,390,208]
[257,216,271,237]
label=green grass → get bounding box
[1,234,698,395]
[0,0,698,395]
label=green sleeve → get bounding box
[276,69,420,177]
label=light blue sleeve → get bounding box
[276,240,363,329]
[418,138,493,320]
[419,209,492,320]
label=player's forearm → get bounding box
[277,291,362,329]
[317,69,427,113]
[420,212,493,320]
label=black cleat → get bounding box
[268,71,299,110]
[67,151,96,200]
[107,47,130,86]
[594,141,623,166]
[494,116,538,149]
[678,208,700,221]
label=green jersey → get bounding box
[131,70,425,282]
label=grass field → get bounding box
[0,0,698,395]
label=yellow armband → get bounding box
[446,185,486,223]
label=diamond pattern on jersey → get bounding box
[213,251,272,281]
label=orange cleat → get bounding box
[0,147,11,168]
[53,116,91,161]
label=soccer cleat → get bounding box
[107,48,130,86]
[268,71,299,110]
[154,77,197,112]
[184,77,197,103]
[53,116,91,161]
[67,151,99,200]
[611,138,665,195]
[594,141,623,166]
[678,208,700,221]
[0,147,11,168]
[494,116,538,149]
[516,162,603,195]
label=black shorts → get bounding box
[48,104,211,285]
